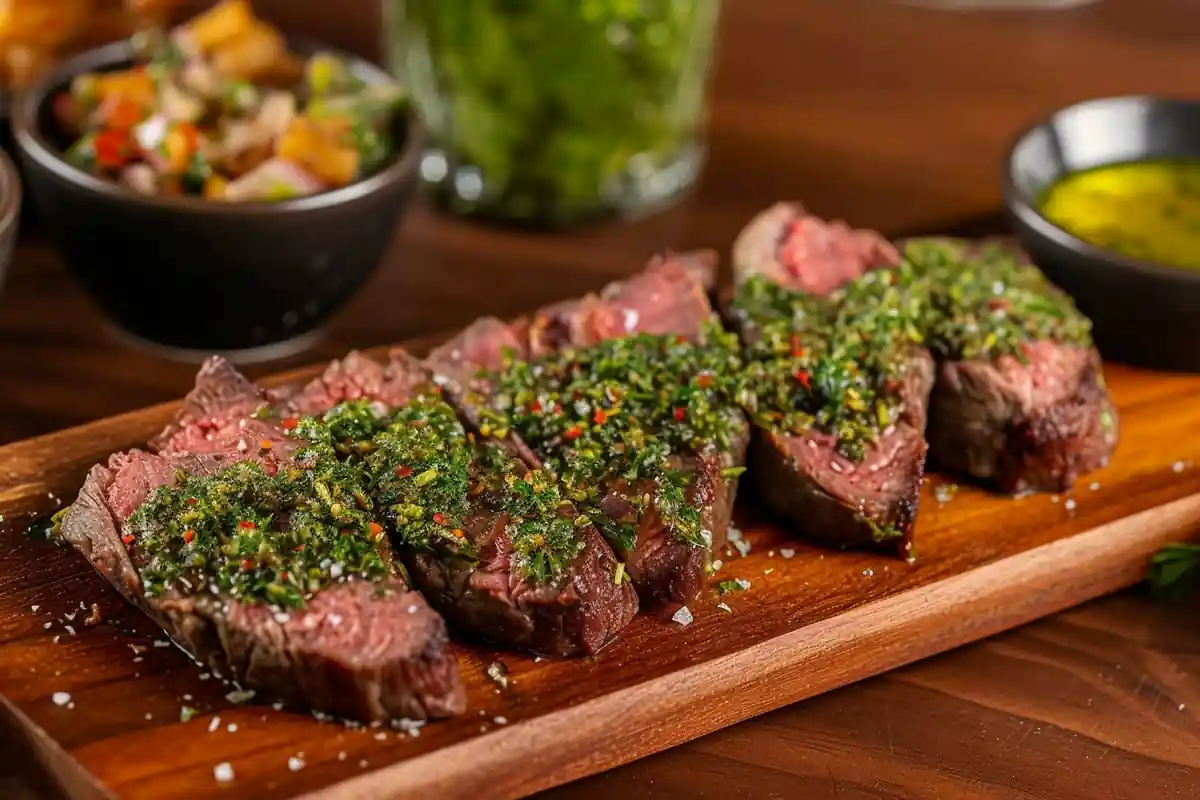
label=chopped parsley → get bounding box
[732,238,1093,461]
[1147,543,1200,599]
[487,321,746,552]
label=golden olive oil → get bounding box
[1039,160,1200,270]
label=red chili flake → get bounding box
[432,512,448,526]
[563,426,583,441]
[790,334,805,358]
[695,374,713,389]
[530,399,543,414]
[593,409,608,425]
[673,407,687,422]
[987,297,1010,312]
[294,544,306,553]
[395,465,413,478]
[121,533,136,546]
[186,497,198,506]
[182,529,196,544]
[794,370,812,389]
[368,522,384,540]
[238,520,256,530]
[239,559,255,572]
[259,439,273,450]
[281,417,299,430]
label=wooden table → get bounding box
[2,0,1198,797]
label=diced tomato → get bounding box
[794,369,812,389]
[94,129,131,169]
[240,559,256,572]
[593,409,607,425]
[182,529,196,544]
[673,407,687,422]
[432,512,448,526]
[238,520,256,530]
[281,417,299,430]
[695,374,713,389]
[394,465,413,478]
[368,521,384,540]
[563,426,583,441]
[121,533,136,546]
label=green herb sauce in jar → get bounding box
[388,0,721,226]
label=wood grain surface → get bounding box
[1,0,1199,797]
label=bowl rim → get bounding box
[0,146,21,236]
[12,38,425,216]
[1001,92,1200,286]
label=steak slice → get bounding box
[375,350,637,657]
[902,238,1119,494]
[58,447,465,722]
[431,255,750,607]
[731,203,930,556]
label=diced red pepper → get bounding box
[791,334,805,359]
[593,409,608,425]
[675,335,688,344]
[259,439,273,450]
[281,417,299,430]
[94,128,131,169]
[673,407,687,422]
[368,521,384,540]
[238,520,256,530]
[395,465,412,478]
[186,497,198,506]
[295,544,305,552]
[563,426,583,441]
[794,369,812,389]
[121,533,136,546]
[432,512,448,526]
[452,528,465,539]
[695,374,713,389]
[182,529,196,544]
[280,571,289,582]
[240,559,255,572]
[530,399,542,414]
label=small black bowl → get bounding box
[1004,94,1200,373]
[13,40,423,362]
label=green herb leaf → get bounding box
[1147,543,1200,599]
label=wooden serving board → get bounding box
[2,340,1200,800]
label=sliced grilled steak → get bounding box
[58,446,466,722]
[730,205,1117,556]
[732,204,930,556]
[373,350,637,656]
[901,238,1118,494]
[430,254,749,607]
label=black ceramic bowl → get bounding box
[13,40,423,362]
[1004,94,1200,373]
[0,147,20,292]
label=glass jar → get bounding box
[385,0,721,228]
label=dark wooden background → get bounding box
[2,0,1198,796]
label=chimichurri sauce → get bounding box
[1039,159,1200,271]
[486,322,746,552]
[731,240,1092,461]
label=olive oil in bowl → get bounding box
[1039,160,1200,271]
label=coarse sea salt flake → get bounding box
[52,692,71,706]
[288,756,305,772]
[671,606,693,626]
[214,763,234,783]
[780,548,796,559]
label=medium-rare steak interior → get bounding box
[57,356,466,723]
[729,203,1117,557]
[427,255,750,607]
